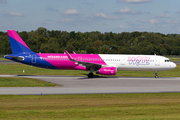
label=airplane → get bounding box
[4,30,177,78]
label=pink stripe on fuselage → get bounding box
[37,53,77,69]
[71,54,107,65]
[37,53,107,70]
[7,30,30,49]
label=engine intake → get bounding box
[96,67,117,75]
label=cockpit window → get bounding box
[165,59,171,62]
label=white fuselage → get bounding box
[99,54,176,71]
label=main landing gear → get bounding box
[155,71,158,78]
[88,68,94,78]
[88,73,93,78]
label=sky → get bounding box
[1,0,180,34]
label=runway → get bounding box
[1,75,180,95]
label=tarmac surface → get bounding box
[1,75,180,95]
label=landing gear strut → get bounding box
[155,71,158,78]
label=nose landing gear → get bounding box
[155,71,158,78]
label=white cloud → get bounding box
[8,12,24,16]
[119,25,125,28]
[166,20,171,23]
[155,14,170,18]
[82,2,95,6]
[41,20,51,26]
[164,11,170,13]
[175,11,180,14]
[140,19,148,22]
[60,19,73,23]
[173,21,180,24]
[118,0,151,3]
[144,11,151,14]
[126,21,135,26]
[0,0,7,3]
[62,9,79,15]
[118,7,141,14]
[94,13,121,20]
[166,20,180,24]
[45,21,49,24]
[150,19,159,24]
[138,26,148,29]
[140,19,160,24]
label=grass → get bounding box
[170,58,180,61]
[0,77,58,87]
[0,64,180,77]
[0,57,8,61]
[0,64,89,76]
[0,93,180,119]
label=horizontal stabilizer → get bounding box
[4,54,24,60]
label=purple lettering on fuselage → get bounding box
[128,56,150,66]
[47,56,68,58]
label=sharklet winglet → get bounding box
[73,51,76,54]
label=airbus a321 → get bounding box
[4,30,176,78]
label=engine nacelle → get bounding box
[96,67,117,75]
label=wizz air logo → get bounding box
[128,56,151,66]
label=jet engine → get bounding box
[96,67,117,75]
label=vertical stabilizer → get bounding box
[7,30,34,54]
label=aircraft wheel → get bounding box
[88,73,93,78]
[155,75,159,78]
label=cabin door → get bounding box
[155,57,160,66]
[78,57,82,61]
[32,54,36,63]
[121,58,125,65]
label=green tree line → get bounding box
[1,27,180,55]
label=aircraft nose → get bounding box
[172,62,177,69]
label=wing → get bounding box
[65,50,104,69]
